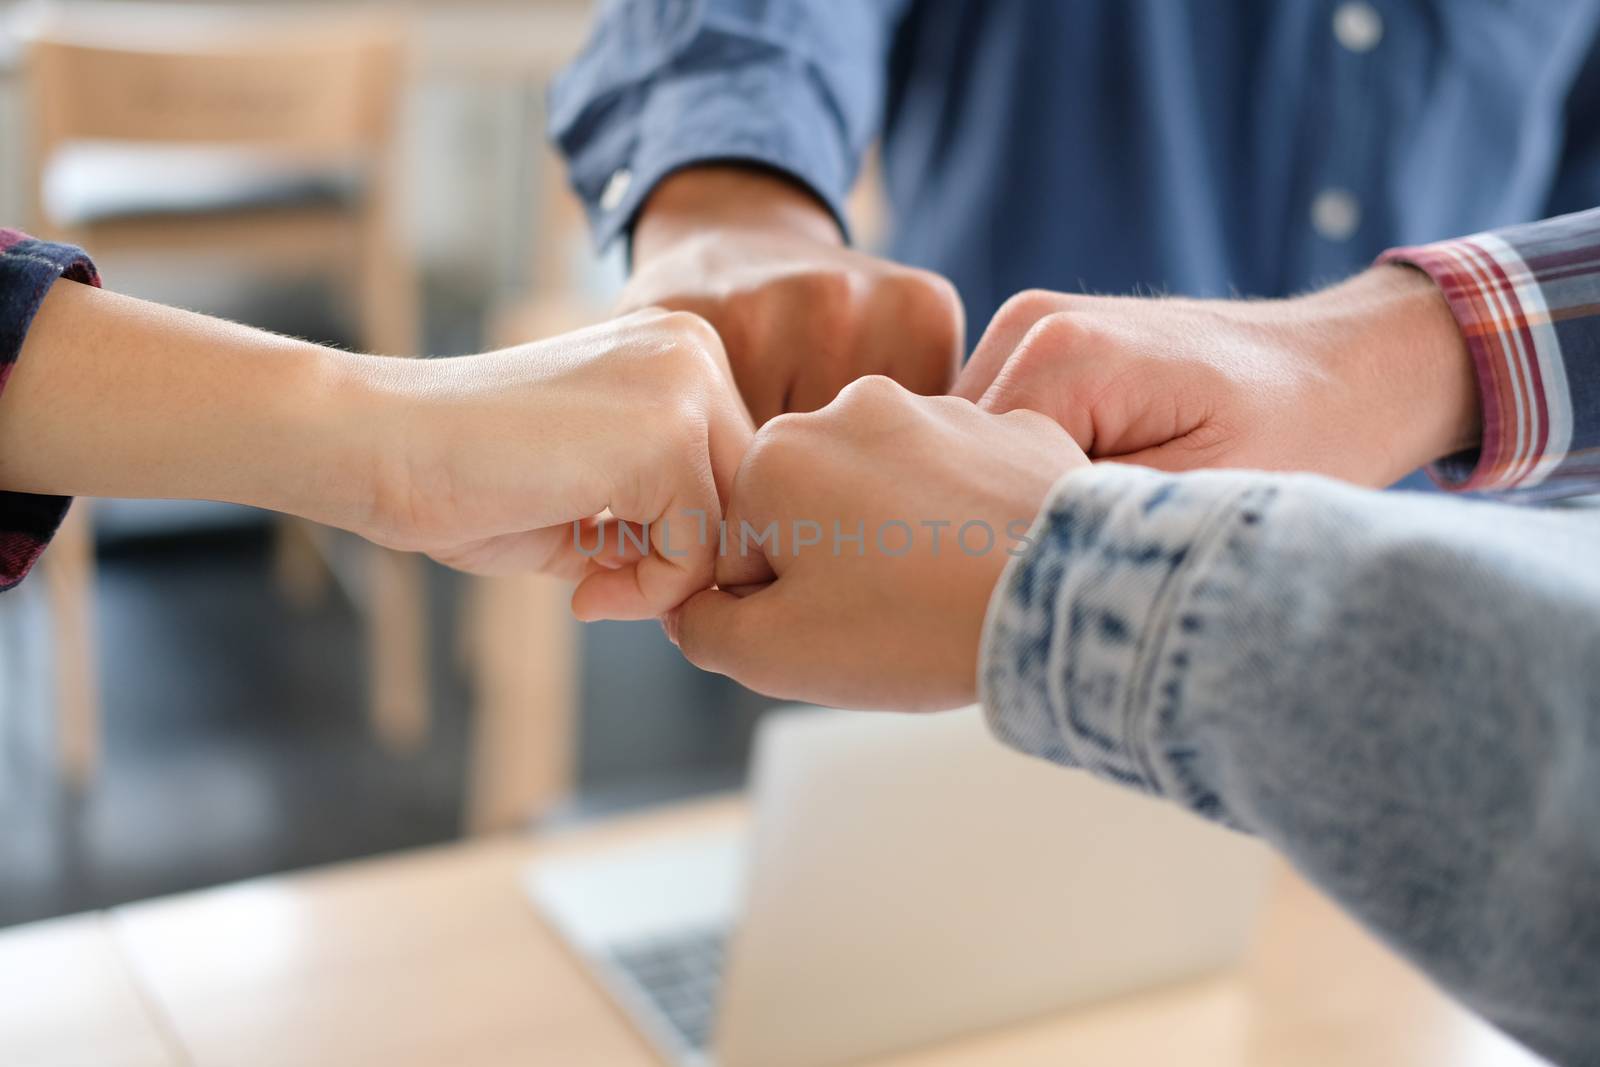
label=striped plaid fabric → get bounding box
[0,229,99,591]
[1381,207,1600,499]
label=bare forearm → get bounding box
[0,281,383,528]
[0,272,753,616]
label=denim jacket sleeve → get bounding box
[981,463,1600,1065]
[547,0,913,249]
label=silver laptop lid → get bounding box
[715,707,1272,1067]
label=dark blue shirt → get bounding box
[550,0,1600,348]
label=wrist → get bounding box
[253,347,404,537]
[632,166,843,264]
[1295,264,1481,473]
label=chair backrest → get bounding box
[23,3,403,158]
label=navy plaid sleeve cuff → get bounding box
[0,228,100,591]
[1379,206,1600,500]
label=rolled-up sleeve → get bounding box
[0,229,100,591]
[1380,206,1600,500]
[547,0,912,249]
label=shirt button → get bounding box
[1332,1,1383,53]
[1311,188,1362,241]
[600,168,633,212]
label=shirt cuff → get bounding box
[979,464,1269,820]
[0,229,100,591]
[548,15,857,251]
[1379,206,1600,499]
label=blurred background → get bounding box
[0,0,854,927]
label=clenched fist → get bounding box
[624,166,965,424]
[2,286,753,622]
[953,266,1480,488]
[665,377,1085,711]
[362,309,754,621]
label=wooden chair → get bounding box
[21,3,428,787]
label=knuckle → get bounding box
[891,269,965,347]
[789,269,854,308]
[993,288,1066,332]
[1016,311,1091,359]
[657,309,725,356]
[829,373,911,418]
[919,268,962,306]
[633,311,732,392]
[742,410,813,477]
[903,268,962,317]
[835,373,903,406]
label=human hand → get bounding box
[952,266,1481,488]
[350,309,753,621]
[624,166,964,424]
[1,286,749,620]
[663,377,1086,711]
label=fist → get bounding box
[363,309,753,621]
[625,167,964,424]
[664,377,1086,711]
[953,269,1480,488]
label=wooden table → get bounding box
[0,799,1546,1067]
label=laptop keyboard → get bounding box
[609,927,728,1053]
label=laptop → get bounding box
[527,707,1271,1067]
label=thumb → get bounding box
[663,585,791,696]
[571,440,722,622]
[952,291,1065,401]
[976,312,1112,453]
[978,358,1051,415]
